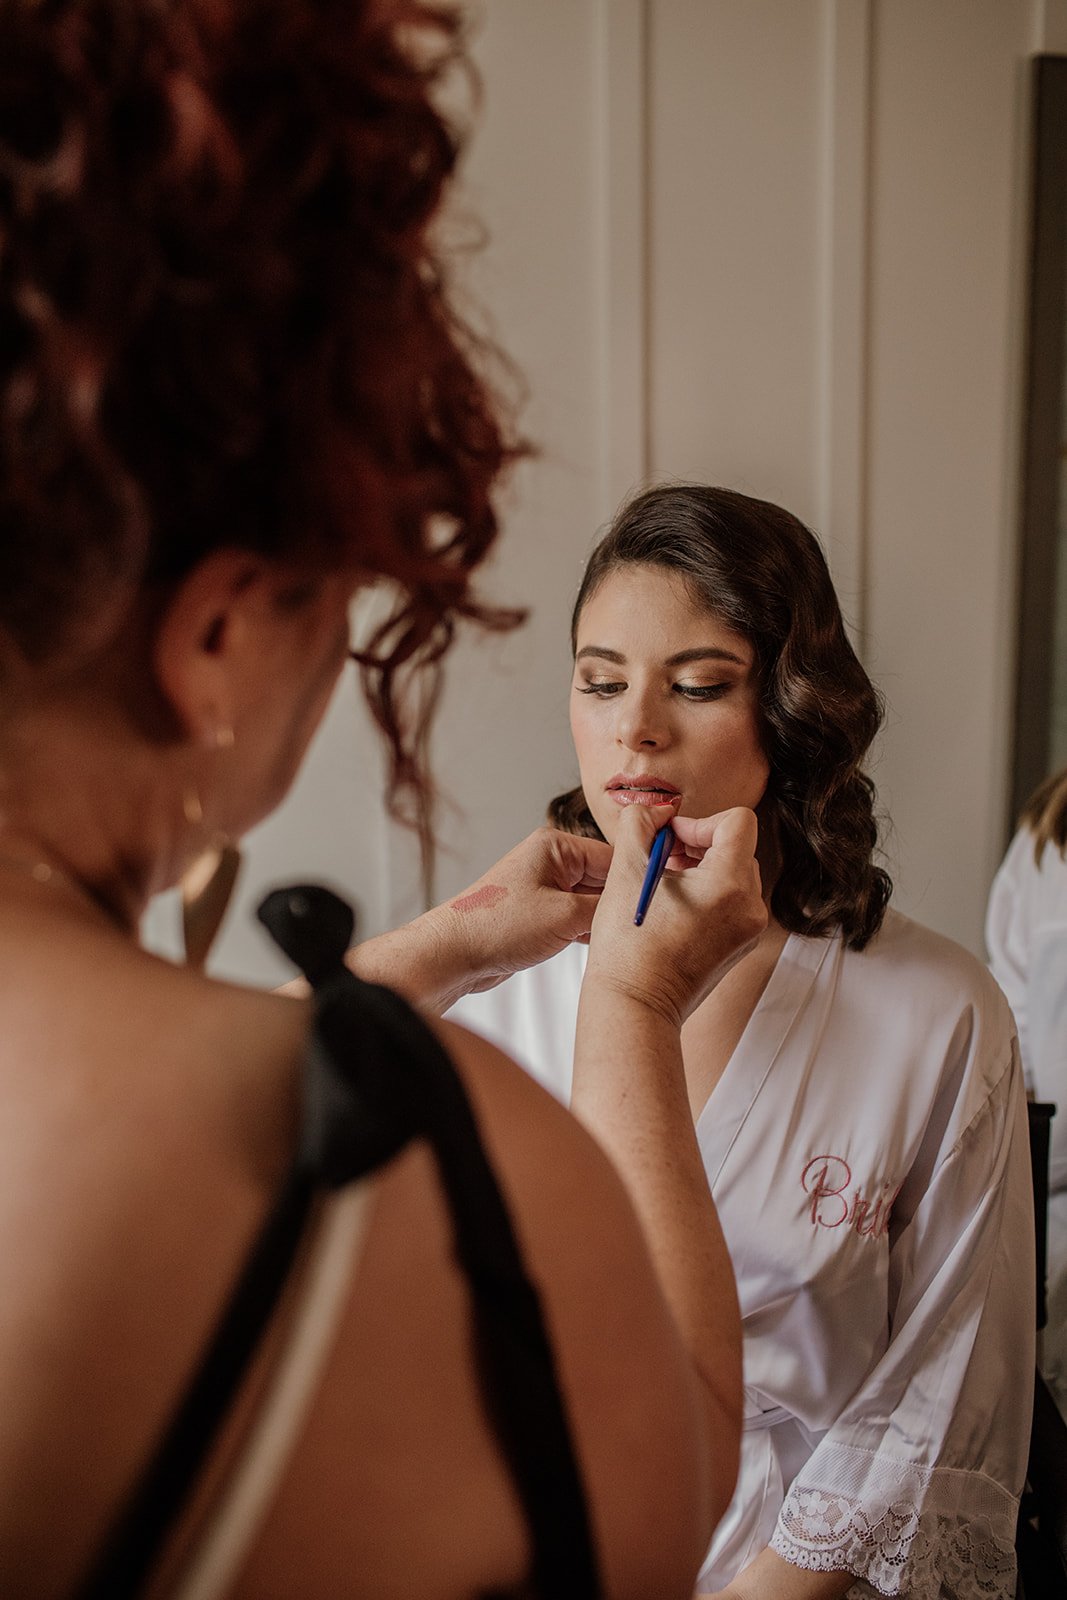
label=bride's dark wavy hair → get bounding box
[0,0,524,851]
[549,484,892,950]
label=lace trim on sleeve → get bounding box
[768,1443,1018,1599]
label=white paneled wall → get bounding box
[154,0,1067,984]
[642,0,1035,949]
[862,1,1031,947]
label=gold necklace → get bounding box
[0,844,241,961]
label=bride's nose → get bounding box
[615,691,670,751]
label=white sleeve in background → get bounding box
[986,827,1067,1187]
[985,826,1067,1425]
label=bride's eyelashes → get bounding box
[574,679,732,701]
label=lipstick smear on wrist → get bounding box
[450,884,508,914]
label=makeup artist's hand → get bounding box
[347,827,612,1012]
[584,802,767,1027]
[435,827,614,994]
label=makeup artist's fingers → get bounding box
[607,802,678,878]
[584,804,766,1024]
[602,803,759,911]
[670,809,764,911]
[551,830,613,893]
[669,808,760,866]
[585,804,678,926]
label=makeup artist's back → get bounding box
[0,898,717,1598]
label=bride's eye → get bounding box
[576,680,625,697]
[674,682,730,700]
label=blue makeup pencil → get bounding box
[633,822,674,926]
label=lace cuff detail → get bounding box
[768,1442,1018,1599]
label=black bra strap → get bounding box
[266,884,601,1595]
[333,977,602,1599]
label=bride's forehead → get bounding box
[576,566,738,641]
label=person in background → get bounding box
[451,483,1036,1600]
[987,766,1067,1421]
[0,4,763,1596]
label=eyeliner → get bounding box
[633,822,674,926]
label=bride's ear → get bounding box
[152,550,270,746]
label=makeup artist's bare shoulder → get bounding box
[0,901,308,1172]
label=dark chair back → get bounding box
[1029,1100,1054,1330]
[1016,1101,1067,1598]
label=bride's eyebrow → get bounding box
[575,646,625,664]
[574,645,749,667]
[666,647,747,667]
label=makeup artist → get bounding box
[0,3,765,1596]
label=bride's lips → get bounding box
[605,774,682,808]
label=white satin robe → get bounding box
[449,909,1034,1598]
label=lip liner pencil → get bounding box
[633,821,674,926]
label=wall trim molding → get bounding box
[597,0,649,523]
[816,0,873,653]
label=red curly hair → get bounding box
[0,0,523,844]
